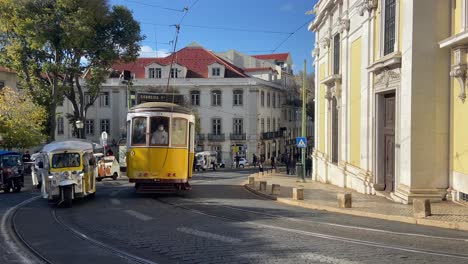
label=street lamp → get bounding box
[75,120,84,139]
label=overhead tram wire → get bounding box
[123,0,186,12]
[272,19,313,53]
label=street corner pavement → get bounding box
[243,172,468,232]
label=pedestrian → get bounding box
[291,156,296,175]
[253,154,257,167]
[235,155,240,168]
[270,156,276,169]
[258,159,264,173]
[285,154,290,175]
[306,156,312,177]
[107,148,113,156]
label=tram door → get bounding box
[188,122,194,177]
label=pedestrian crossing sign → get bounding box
[296,137,307,148]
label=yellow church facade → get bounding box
[309,0,468,204]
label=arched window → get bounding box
[233,90,243,106]
[212,90,222,106]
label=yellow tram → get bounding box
[126,102,195,193]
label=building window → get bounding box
[149,68,162,79]
[99,92,110,107]
[170,68,178,78]
[212,90,222,106]
[331,97,339,164]
[267,118,270,132]
[261,91,265,107]
[212,67,220,77]
[272,93,276,108]
[233,90,243,106]
[333,34,340,74]
[267,92,270,108]
[85,119,94,135]
[101,119,110,134]
[261,118,264,133]
[191,90,200,106]
[233,118,243,134]
[57,117,64,135]
[384,0,396,55]
[212,118,221,135]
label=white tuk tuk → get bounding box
[34,140,97,207]
[94,153,120,181]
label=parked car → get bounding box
[234,158,249,168]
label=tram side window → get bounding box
[150,116,169,146]
[132,117,147,146]
[171,118,187,147]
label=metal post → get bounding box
[301,60,307,182]
[127,81,131,110]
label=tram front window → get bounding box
[132,117,147,146]
[150,116,169,146]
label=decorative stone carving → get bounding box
[320,36,331,49]
[450,47,468,103]
[324,89,333,101]
[336,18,350,33]
[312,47,320,58]
[357,0,378,16]
[375,68,401,88]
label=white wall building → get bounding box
[56,43,309,166]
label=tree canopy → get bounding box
[0,87,46,150]
[0,0,144,141]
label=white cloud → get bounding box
[139,45,170,58]
[280,3,294,12]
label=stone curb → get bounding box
[242,183,468,232]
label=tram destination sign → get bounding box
[137,93,184,105]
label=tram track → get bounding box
[8,193,159,264]
[153,196,468,261]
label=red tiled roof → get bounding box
[0,66,15,73]
[111,46,248,79]
[252,53,290,61]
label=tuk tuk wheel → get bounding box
[13,184,21,193]
[112,172,118,180]
[62,186,73,208]
[3,187,10,193]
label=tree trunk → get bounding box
[48,102,56,143]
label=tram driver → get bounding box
[151,124,168,145]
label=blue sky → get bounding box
[110,0,317,74]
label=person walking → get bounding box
[270,156,276,169]
[306,156,312,177]
[285,154,290,175]
[253,154,257,167]
[291,156,296,175]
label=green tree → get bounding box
[0,87,46,150]
[0,0,144,140]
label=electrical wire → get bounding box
[272,19,313,52]
[123,0,185,12]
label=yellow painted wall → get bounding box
[453,82,468,175]
[453,0,462,34]
[350,38,362,167]
[398,0,402,51]
[374,6,380,62]
[318,63,326,153]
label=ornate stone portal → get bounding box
[450,46,468,103]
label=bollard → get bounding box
[337,193,352,208]
[293,188,304,200]
[271,184,281,195]
[413,199,431,218]
[248,176,255,186]
[259,181,267,191]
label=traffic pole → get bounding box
[301,60,307,182]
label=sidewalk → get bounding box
[244,171,468,231]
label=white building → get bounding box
[56,43,310,166]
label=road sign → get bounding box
[296,137,307,148]
[101,132,108,146]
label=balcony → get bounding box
[207,133,225,142]
[196,133,205,142]
[230,133,246,140]
[261,131,283,140]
